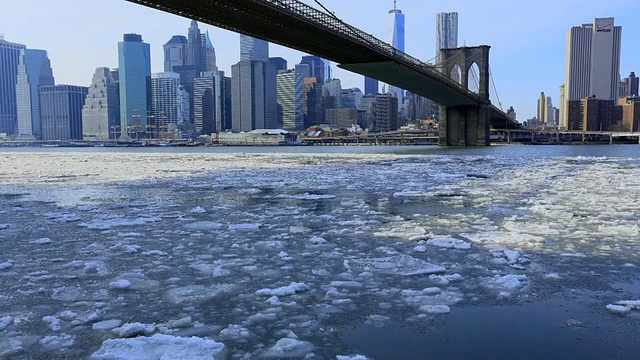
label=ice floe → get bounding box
[263,337,315,358]
[91,334,226,360]
[347,255,445,276]
[256,282,309,296]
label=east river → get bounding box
[0,145,638,359]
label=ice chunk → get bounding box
[544,273,561,279]
[219,324,251,339]
[166,285,235,305]
[92,320,122,331]
[33,237,53,244]
[606,304,631,315]
[413,245,427,252]
[109,280,132,289]
[141,250,169,256]
[168,317,192,329]
[373,223,427,240]
[190,206,207,214]
[0,316,13,330]
[39,334,75,351]
[228,223,261,231]
[347,255,445,276]
[91,334,226,360]
[490,274,528,290]
[419,305,451,315]
[256,282,309,296]
[503,250,521,262]
[0,224,8,230]
[0,262,13,270]
[42,316,62,331]
[275,193,335,200]
[309,236,327,245]
[616,300,640,310]
[423,287,442,295]
[560,253,586,258]
[263,338,315,358]
[337,356,369,360]
[114,322,155,338]
[426,238,471,250]
[183,221,223,231]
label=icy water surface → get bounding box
[0,146,639,359]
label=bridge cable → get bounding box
[488,65,503,110]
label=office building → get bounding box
[364,77,379,95]
[163,35,188,72]
[150,72,181,137]
[386,2,405,100]
[240,35,269,62]
[562,18,621,128]
[204,31,217,72]
[324,78,342,107]
[118,33,151,139]
[277,69,303,130]
[436,12,458,63]
[372,93,399,132]
[0,36,26,136]
[624,72,639,97]
[303,77,324,128]
[300,56,325,84]
[194,70,231,135]
[325,108,359,129]
[295,63,311,80]
[341,88,363,109]
[15,49,55,139]
[82,67,120,140]
[231,60,277,131]
[186,21,204,73]
[537,92,554,125]
[40,85,88,140]
[619,96,640,132]
[506,106,517,120]
[269,57,288,73]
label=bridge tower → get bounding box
[438,45,491,146]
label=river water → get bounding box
[0,145,638,359]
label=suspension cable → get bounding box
[489,65,503,110]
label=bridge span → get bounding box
[125,0,520,146]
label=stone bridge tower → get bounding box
[438,45,491,146]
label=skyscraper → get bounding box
[624,72,639,97]
[269,57,288,73]
[436,12,459,63]
[240,35,269,62]
[372,93,399,132]
[303,77,324,128]
[386,1,405,101]
[300,56,325,84]
[364,77,379,95]
[150,72,181,137]
[82,67,120,140]
[186,21,204,73]
[118,33,151,139]
[193,70,232,135]
[231,60,277,131]
[563,18,621,128]
[204,31,217,72]
[15,49,55,139]
[0,36,26,136]
[277,69,303,130]
[163,35,188,73]
[537,92,554,125]
[40,85,88,141]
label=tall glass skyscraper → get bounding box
[204,31,217,72]
[0,36,26,136]
[240,35,269,62]
[150,72,181,137]
[277,70,304,130]
[186,21,204,73]
[118,33,151,139]
[163,35,188,73]
[436,12,459,63]
[300,56,325,85]
[231,60,277,131]
[40,85,88,141]
[16,49,55,139]
[386,2,405,101]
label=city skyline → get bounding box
[2,0,640,120]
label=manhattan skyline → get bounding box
[2,0,639,120]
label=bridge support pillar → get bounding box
[438,103,491,146]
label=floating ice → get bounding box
[117,232,144,238]
[373,223,427,240]
[33,237,53,244]
[615,300,640,310]
[560,253,587,258]
[0,316,13,330]
[347,255,446,276]
[0,224,8,230]
[423,287,442,295]
[544,273,561,280]
[168,317,193,329]
[419,304,451,315]
[42,316,62,331]
[109,280,132,290]
[219,324,251,339]
[166,284,235,305]
[256,282,309,296]
[141,250,169,256]
[337,356,369,360]
[91,334,226,360]
[309,236,327,245]
[228,223,261,231]
[429,273,464,285]
[606,304,631,315]
[92,320,122,331]
[0,262,13,270]
[393,190,429,198]
[78,217,161,230]
[183,221,224,231]
[460,232,544,246]
[189,206,207,214]
[275,193,335,200]
[503,249,521,262]
[426,238,471,250]
[114,322,155,338]
[262,338,315,358]
[39,334,75,351]
[413,245,427,252]
[488,274,528,290]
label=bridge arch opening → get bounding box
[468,62,480,94]
[450,64,462,84]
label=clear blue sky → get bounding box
[2,0,639,120]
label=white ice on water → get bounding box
[90,334,227,360]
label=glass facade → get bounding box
[240,35,269,62]
[0,36,26,136]
[118,33,151,139]
[40,85,88,141]
[16,49,55,139]
[82,68,120,140]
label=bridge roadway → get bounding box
[125,0,519,132]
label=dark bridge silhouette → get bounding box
[125,0,520,145]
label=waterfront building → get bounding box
[364,77,379,96]
[194,70,232,135]
[559,85,566,129]
[325,108,359,129]
[118,33,151,139]
[163,35,188,73]
[624,72,639,97]
[562,18,621,128]
[372,93,399,132]
[568,96,619,131]
[240,35,269,62]
[0,36,26,136]
[385,1,405,101]
[82,67,120,140]
[436,12,458,63]
[150,72,181,137]
[618,96,640,132]
[231,60,277,131]
[15,49,55,139]
[277,69,304,131]
[40,85,88,141]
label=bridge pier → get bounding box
[438,104,491,146]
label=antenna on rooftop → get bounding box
[394,0,397,11]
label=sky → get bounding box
[2,0,639,120]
